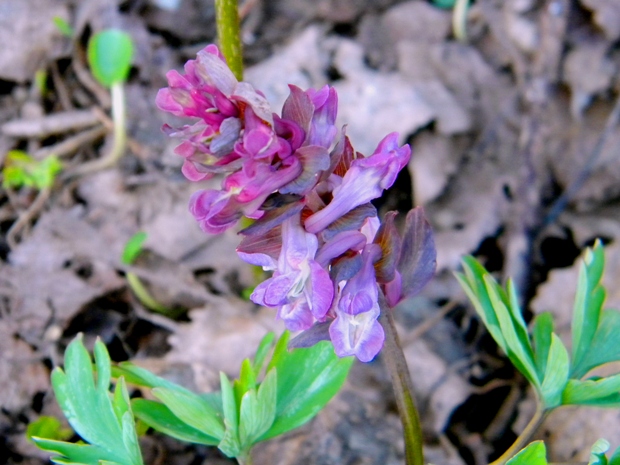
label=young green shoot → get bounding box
[71,29,133,176]
[2,150,62,190]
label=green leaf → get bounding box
[26,416,72,442]
[239,369,277,447]
[131,399,219,446]
[3,151,62,189]
[218,372,241,457]
[540,334,569,409]
[483,275,540,390]
[121,232,147,265]
[114,362,223,420]
[562,374,620,407]
[572,241,606,376]
[532,312,554,381]
[572,309,620,378]
[261,332,353,440]
[53,16,74,37]
[152,387,225,440]
[234,359,257,405]
[252,332,275,378]
[32,335,143,465]
[505,441,548,465]
[589,439,610,465]
[455,258,507,352]
[610,444,620,465]
[87,29,133,87]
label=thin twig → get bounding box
[73,43,111,108]
[1,109,100,138]
[6,187,52,249]
[34,126,106,159]
[400,300,458,346]
[543,94,620,226]
[63,83,126,177]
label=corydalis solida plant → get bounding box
[157,45,437,362]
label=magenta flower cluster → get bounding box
[157,46,435,362]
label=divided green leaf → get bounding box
[32,335,143,465]
[262,331,353,440]
[131,399,219,445]
[571,240,606,378]
[562,374,620,407]
[539,334,569,409]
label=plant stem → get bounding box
[215,0,243,80]
[489,408,548,465]
[379,302,424,465]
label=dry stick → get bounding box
[543,94,620,227]
[0,109,100,138]
[63,83,126,177]
[400,300,458,346]
[73,44,111,109]
[34,126,106,159]
[6,187,52,249]
[379,296,424,465]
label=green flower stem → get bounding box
[379,298,424,465]
[489,408,548,465]
[215,0,243,81]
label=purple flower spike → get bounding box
[251,214,333,330]
[305,133,411,233]
[330,244,385,361]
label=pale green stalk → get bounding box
[215,0,243,80]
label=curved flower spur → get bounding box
[157,45,437,362]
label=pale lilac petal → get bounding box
[181,160,211,182]
[232,82,274,125]
[280,215,318,268]
[329,311,384,362]
[384,271,403,308]
[279,145,330,195]
[282,85,313,134]
[195,48,238,95]
[306,261,333,319]
[277,300,314,331]
[274,116,305,153]
[315,230,367,267]
[263,273,296,306]
[307,86,338,148]
[338,244,381,316]
[237,250,277,270]
[305,135,410,233]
